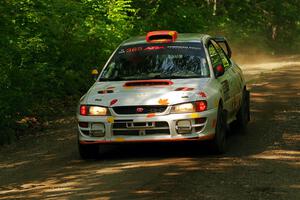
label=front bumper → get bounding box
[77,108,218,144]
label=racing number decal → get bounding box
[221,80,230,101]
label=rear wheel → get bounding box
[236,90,250,131]
[78,142,99,159]
[211,104,227,154]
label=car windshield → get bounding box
[99,42,210,81]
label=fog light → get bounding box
[176,120,192,134]
[91,123,105,137]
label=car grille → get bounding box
[112,105,167,115]
[112,121,170,136]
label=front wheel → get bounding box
[211,104,227,154]
[78,142,99,159]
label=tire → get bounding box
[236,90,250,132]
[211,104,227,154]
[78,142,99,159]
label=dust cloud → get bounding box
[230,46,300,76]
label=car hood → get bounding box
[83,78,210,107]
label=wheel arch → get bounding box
[217,98,229,125]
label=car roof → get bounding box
[121,33,210,46]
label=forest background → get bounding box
[1,0,299,144]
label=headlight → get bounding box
[172,103,194,113]
[171,101,207,113]
[89,106,107,115]
[80,105,109,116]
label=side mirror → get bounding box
[214,64,225,78]
[91,67,99,81]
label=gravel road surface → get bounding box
[0,62,299,200]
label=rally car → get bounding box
[77,31,250,159]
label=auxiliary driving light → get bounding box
[90,123,105,137]
[176,120,192,134]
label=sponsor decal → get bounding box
[190,113,200,118]
[110,99,118,106]
[125,47,143,53]
[167,46,202,50]
[144,46,165,50]
[221,80,230,101]
[198,91,207,98]
[146,113,156,118]
[214,99,219,108]
[118,45,202,55]
[107,117,114,123]
[175,87,194,91]
[158,98,169,105]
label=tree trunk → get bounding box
[213,0,217,16]
[272,25,277,40]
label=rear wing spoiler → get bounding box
[213,36,232,58]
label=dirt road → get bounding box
[0,63,299,200]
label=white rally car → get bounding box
[77,31,250,159]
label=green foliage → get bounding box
[0,0,136,144]
[0,0,299,144]
[130,0,300,52]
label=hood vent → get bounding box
[123,80,173,87]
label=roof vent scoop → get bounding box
[146,30,178,43]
